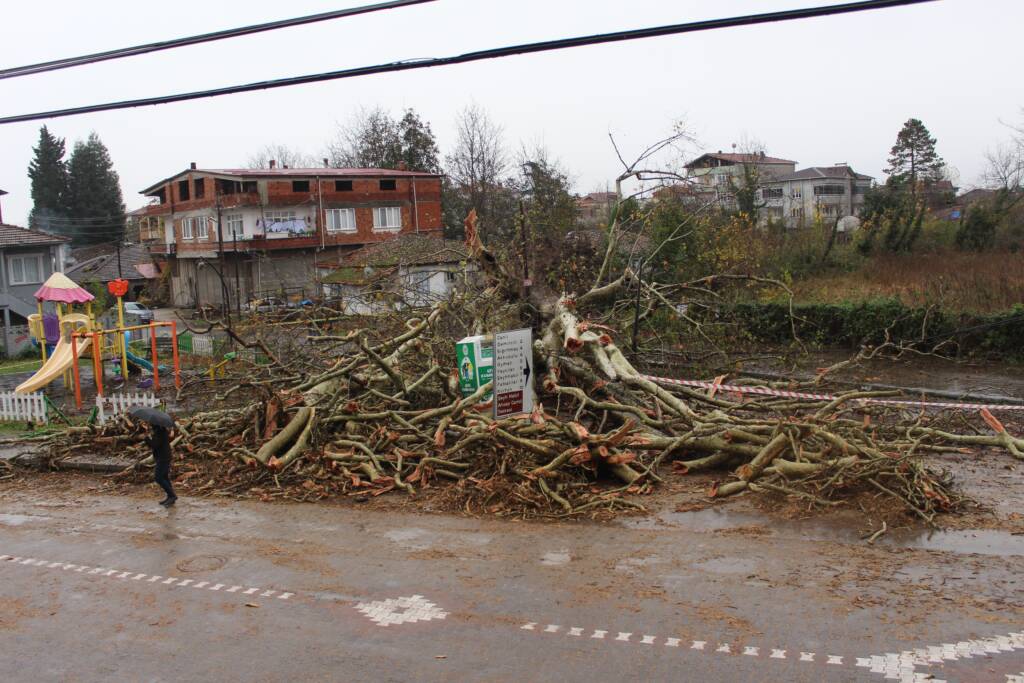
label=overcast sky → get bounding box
[0,0,1020,226]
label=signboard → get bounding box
[455,335,493,399]
[493,328,534,418]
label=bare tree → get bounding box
[325,106,402,169]
[246,143,316,170]
[983,140,1023,191]
[445,104,509,228]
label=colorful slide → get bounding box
[125,348,156,373]
[15,336,92,394]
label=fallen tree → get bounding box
[20,138,1023,523]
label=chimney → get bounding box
[323,158,329,168]
[269,160,276,169]
[190,162,197,170]
[760,151,766,159]
[397,161,408,171]
[283,164,289,169]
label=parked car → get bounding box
[123,301,154,323]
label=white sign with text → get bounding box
[493,328,534,418]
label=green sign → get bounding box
[456,335,493,398]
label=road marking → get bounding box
[691,641,706,650]
[641,635,656,645]
[354,594,448,627]
[1007,672,1024,683]
[771,649,787,659]
[521,623,536,631]
[856,631,1024,682]
[545,624,560,633]
[568,627,583,637]
[744,647,759,656]
[800,652,814,662]
[0,551,296,606]
[665,638,680,648]
[616,632,632,642]
[592,630,607,639]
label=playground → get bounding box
[6,273,192,424]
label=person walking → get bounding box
[128,407,178,507]
[145,424,177,507]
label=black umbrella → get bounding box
[129,406,174,429]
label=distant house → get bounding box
[761,164,874,228]
[321,234,470,314]
[65,243,160,300]
[685,151,798,209]
[0,223,70,356]
[576,192,618,226]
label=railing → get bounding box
[96,392,159,425]
[0,391,47,424]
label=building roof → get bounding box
[0,223,70,248]
[141,166,442,195]
[65,243,157,282]
[323,234,467,285]
[772,165,873,183]
[578,192,618,202]
[0,188,8,196]
[686,152,797,168]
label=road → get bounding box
[0,486,1021,682]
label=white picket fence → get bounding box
[0,391,47,424]
[96,392,160,425]
[192,334,215,357]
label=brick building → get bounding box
[136,163,443,308]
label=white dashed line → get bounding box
[856,631,1024,683]
[0,551,296,606]
[591,630,607,639]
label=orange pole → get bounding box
[92,332,104,397]
[71,334,82,410]
[150,323,160,392]
[170,321,181,389]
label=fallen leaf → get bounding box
[245,603,260,608]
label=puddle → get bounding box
[540,549,571,566]
[623,508,1024,557]
[692,556,760,574]
[0,513,45,526]
[384,528,433,550]
[615,555,663,574]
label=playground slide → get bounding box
[125,349,154,373]
[15,336,92,394]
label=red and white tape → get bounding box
[642,375,1024,412]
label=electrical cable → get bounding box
[0,0,436,81]
[0,0,937,125]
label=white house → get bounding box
[321,234,472,314]
[760,164,874,229]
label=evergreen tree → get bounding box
[27,125,70,234]
[885,118,945,189]
[65,132,125,246]
[397,109,440,172]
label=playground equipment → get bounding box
[18,275,181,409]
[17,273,96,394]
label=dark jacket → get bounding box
[145,426,172,462]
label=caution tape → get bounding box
[641,374,1024,412]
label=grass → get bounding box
[792,252,1024,314]
[0,357,42,375]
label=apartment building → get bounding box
[760,164,874,228]
[136,162,443,308]
[684,151,798,209]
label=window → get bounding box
[292,180,310,192]
[791,186,802,199]
[181,217,193,239]
[813,184,846,196]
[714,173,731,187]
[194,178,205,199]
[853,184,869,195]
[226,214,244,239]
[178,179,190,201]
[762,187,783,199]
[8,254,44,285]
[380,179,397,191]
[156,188,167,204]
[791,207,804,219]
[264,210,296,226]
[196,217,209,239]
[327,208,356,233]
[335,180,353,192]
[373,206,402,231]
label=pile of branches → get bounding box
[26,208,1024,521]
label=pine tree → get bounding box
[27,125,70,234]
[885,118,945,189]
[397,109,440,172]
[65,132,125,246]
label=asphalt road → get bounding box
[0,488,1021,682]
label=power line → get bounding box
[0,0,938,126]
[0,0,436,81]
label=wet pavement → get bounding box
[0,485,1021,682]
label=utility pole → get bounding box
[215,196,230,329]
[518,201,531,302]
[116,241,123,279]
[233,230,241,316]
